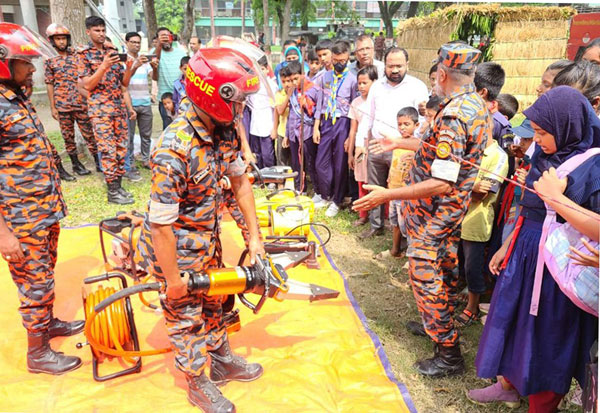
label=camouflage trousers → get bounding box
[137,222,227,377]
[407,233,460,346]
[8,222,60,333]
[91,115,128,184]
[58,110,98,157]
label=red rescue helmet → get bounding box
[0,23,57,80]
[184,47,261,124]
[46,23,71,47]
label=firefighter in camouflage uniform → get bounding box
[136,47,265,412]
[0,23,84,376]
[354,43,491,378]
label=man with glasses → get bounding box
[354,47,428,239]
[125,32,153,178]
[349,34,384,78]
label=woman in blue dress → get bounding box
[468,86,600,412]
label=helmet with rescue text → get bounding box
[184,47,262,124]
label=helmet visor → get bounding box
[208,36,275,110]
[1,25,58,61]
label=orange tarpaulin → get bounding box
[0,221,416,412]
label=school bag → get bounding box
[530,148,600,317]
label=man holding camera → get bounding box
[125,31,153,177]
[78,16,135,204]
[150,27,186,129]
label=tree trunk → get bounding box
[180,0,195,47]
[209,0,216,39]
[49,0,87,47]
[241,0,246,35]
[142,0,158,39]
[262,0,271,46]
[406,2,418,18]
[280,0,292,44]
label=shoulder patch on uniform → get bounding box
[176,129,192,142]
[437,128,457,143]
[436,141,452,159]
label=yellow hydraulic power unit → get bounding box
[255,189,314,236]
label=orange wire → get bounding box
[84,285,172,359]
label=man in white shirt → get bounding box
[355,47,429,239]
[348,34,385,78]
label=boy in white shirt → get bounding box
[247,56,278,168]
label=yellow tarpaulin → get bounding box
[0,220,416,412]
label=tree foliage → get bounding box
[378,1,404,38]
[153,0,187,34]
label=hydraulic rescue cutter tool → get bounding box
[80,255,339,381]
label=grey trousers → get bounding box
[367,150,393,230]
[128,105,153,162]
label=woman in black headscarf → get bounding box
[468,86,600,412]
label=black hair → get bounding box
[357,64,378,82]
[280,65,292,78]
[546,59,571,73]
[396,106,419,124]
[496,93,519,120]
[426,95,443,110]
[125,32,141,42]
[180,56,190,67]
[553,60,600,106]
[331,40,351,55]
[474,62,505,101]
[429,63,438,76]
[575,37,600,62]
[161,92,173,101]
[105,36,113,45]
[85,16,105,29]
[283,39,297,48]
[384,47,409,64]
[307,49,319,63]
[315,39,333,52]
[152,34,158,41]
[286,60,302,76]
[257,55,269,67]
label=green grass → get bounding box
[48,127,582,412]
[48,131,152,227]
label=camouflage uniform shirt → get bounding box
[77,43,125,117]
[44,47,87,112]
[402,83,491,260]
[140,105,246,271]
[0,84,67,238]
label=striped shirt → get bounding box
[128,57,152,107]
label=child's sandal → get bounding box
[455,308,480,327]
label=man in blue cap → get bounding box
[354,42,491,377]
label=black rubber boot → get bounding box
[414,342,465,378]
[48,318,85,338]
[69,154,91,176]
[27,331,82,375]
[95,155,102,172]
[56,160,76,182]
[209,339,263,385]
[116,177,134,200]
[186,372,236,413]
[406,320,427,337]
[107,181,134,205]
